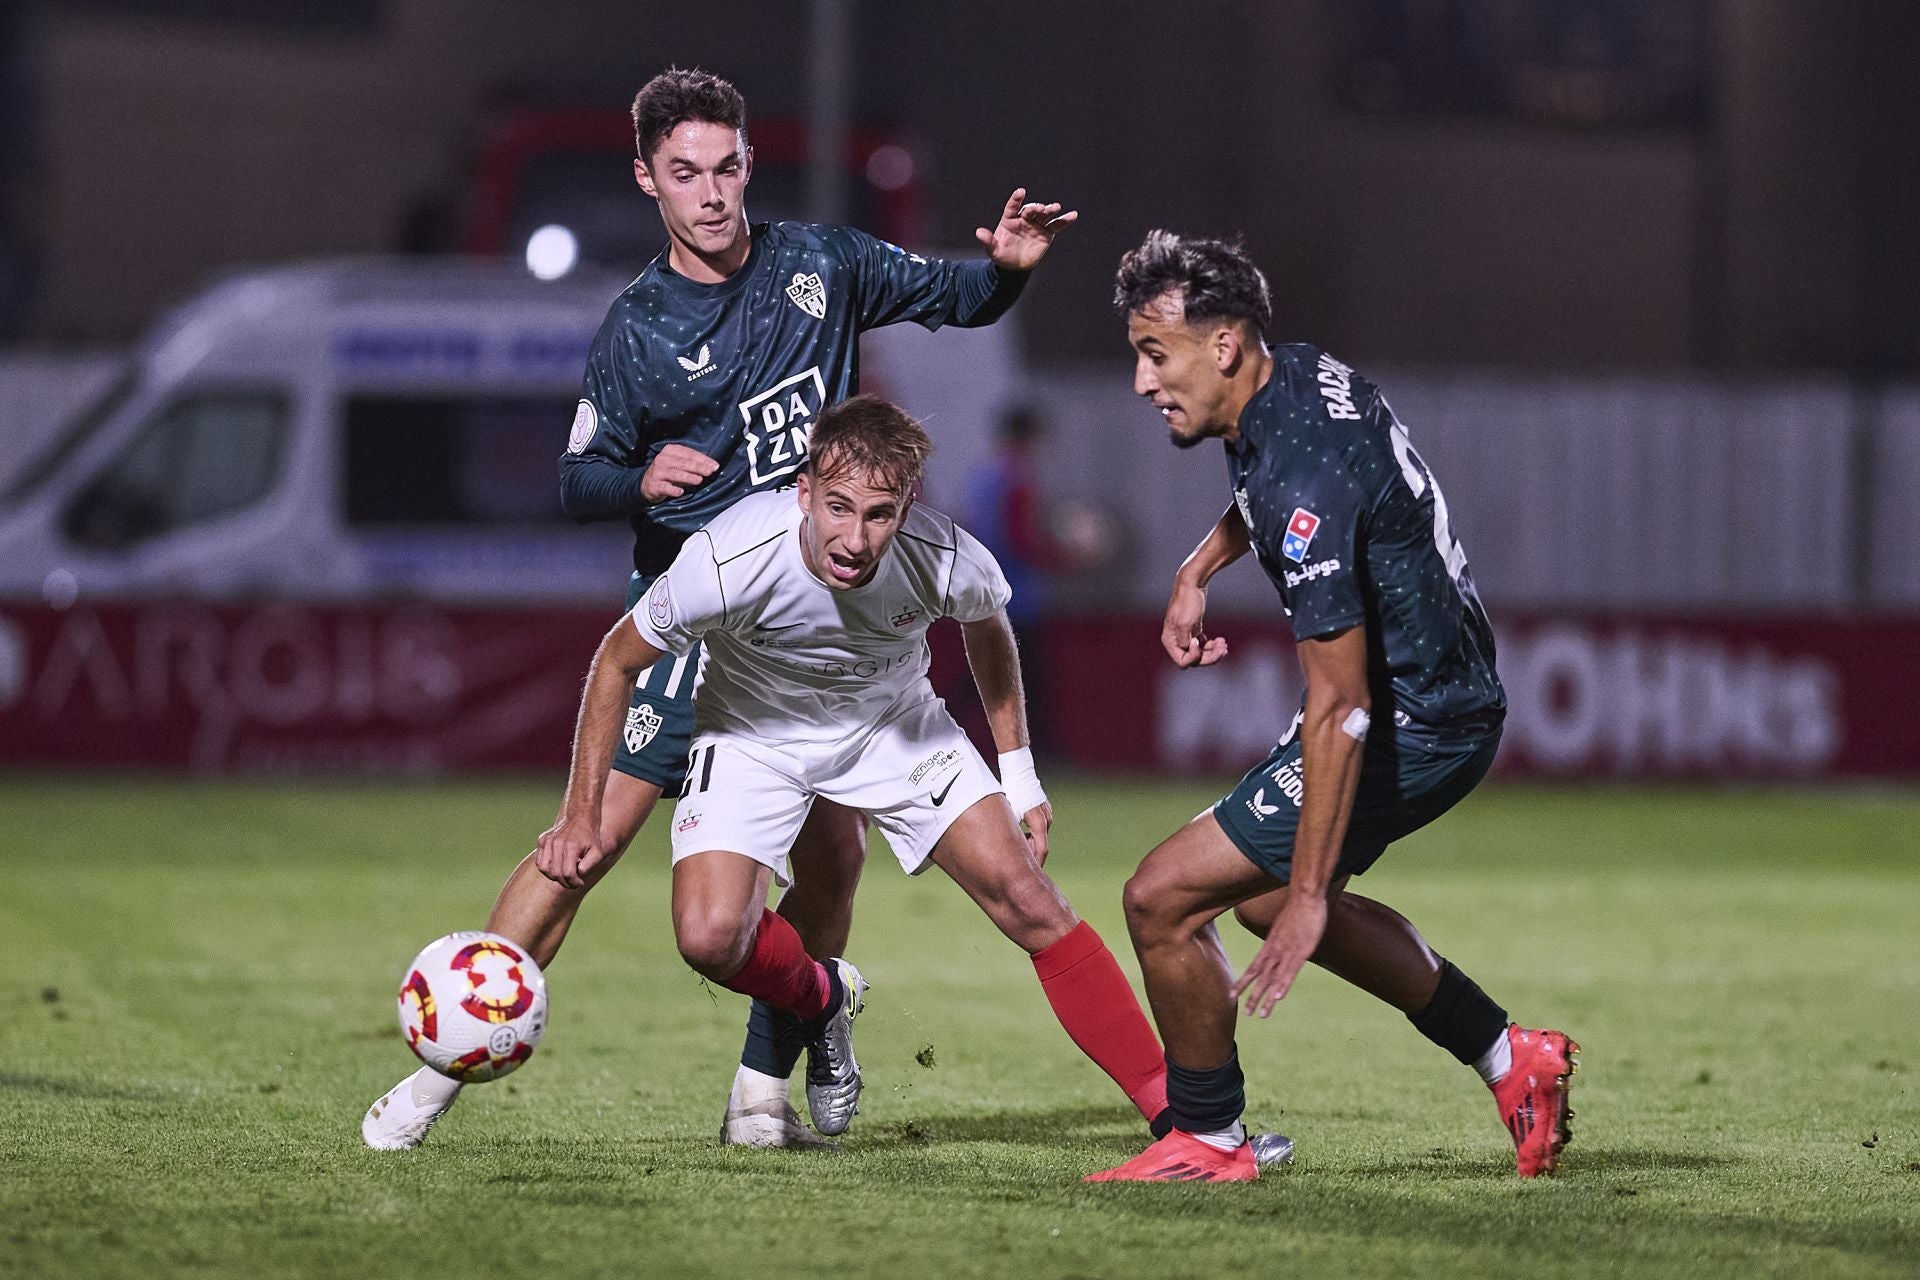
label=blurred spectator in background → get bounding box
[964,404,1113,760]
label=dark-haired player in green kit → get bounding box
[364,67,1079,1151]
[1085,231,1578,1183]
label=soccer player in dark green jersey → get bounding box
[1085,232,1578,1183]
[364,67,1077,1152]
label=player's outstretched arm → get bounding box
[1230,625,1370,1017]
[536,619,666,889]
[960,610,1053,863]
[974,187,1078,272]
[1163,504,1252,668]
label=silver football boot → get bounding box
[803,958,868,1137]
[1249,1130,1296,1167]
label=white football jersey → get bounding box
[630,488,1011,744]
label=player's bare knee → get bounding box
[673,913,752,980]
[1121,870,1172,943]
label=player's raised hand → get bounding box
[975,187,1078,271]
[1230,893,1328,1018]
[1162,579,1230,667]
[1020,800,1054,865]
[642,443,720,503]
[534,810,603,890]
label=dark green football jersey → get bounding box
[560,221,1025,573]
[1226,344,1505,742]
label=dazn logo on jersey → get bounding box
[1280,508,1321,563]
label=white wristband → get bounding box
[997,747,1048,816]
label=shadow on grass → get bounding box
[1558,1147,1736,1174]
[1354,1146,1737,1178]
[848,1103,1143,1152]
[0,1072,170,1102]
[1079,1144,1912,1267]
[412,1121,1915,1264]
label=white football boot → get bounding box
[720,1065,835,1149]
[361,1067,462,1150]
[721,1098,837,1149]
[803,958,868,1137]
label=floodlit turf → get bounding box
[5,776,1917,1279]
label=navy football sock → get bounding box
[741,1000,807,1078]
[1165,1048,1246,1135]
[1408,959,1509,1065]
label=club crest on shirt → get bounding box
[1232,486,1253,529]
[647,576,674,629]
[567,399,598,454]
[786,271,827,319]
[889,606,923,629]
[1280,507,1320,563]
[624,702,662,754]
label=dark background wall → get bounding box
[8,0,1918,372]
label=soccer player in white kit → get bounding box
[531,394,1175,1139]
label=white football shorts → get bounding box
[667,695,1005,884]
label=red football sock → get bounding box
[722,909,831,1021]
[1032,921,1169,1122]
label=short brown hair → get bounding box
[808,395,932,497]
[631,67,746,162]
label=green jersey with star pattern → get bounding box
[559,221,1026,574]
[1225,344,1504,743]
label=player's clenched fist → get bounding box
[1019,801,1054,865]
[535,811,604,889]
[642,443,720,503]
[1162,579,1230,668]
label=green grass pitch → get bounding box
[5,777,1917,1279]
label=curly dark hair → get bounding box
[1113,230,1271,332]
[808,395,933,497]
[631,67,747,162]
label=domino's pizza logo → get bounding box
[1280,507,1321,563]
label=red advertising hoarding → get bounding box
[0,602,607,774]
[2,602,1916,779]
[1046,614,1920,779]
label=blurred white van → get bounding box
[0,258,1019,603]
[0,260,636,601]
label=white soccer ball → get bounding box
[396,931,548,1082]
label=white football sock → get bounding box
[1473,1028,1513,1085]
[1187,1122,1247,1153]
[729,1064,791,1106]
[408,1065,462,1108]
